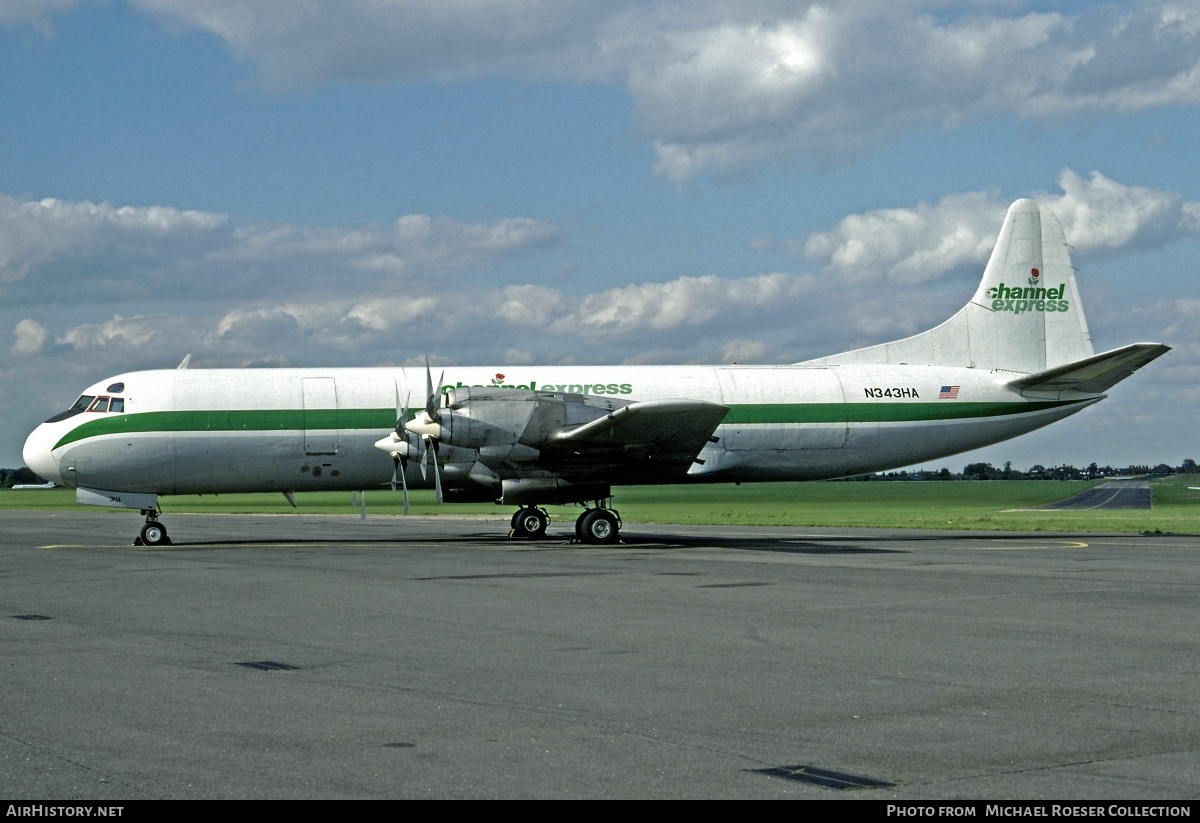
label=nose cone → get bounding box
[22,425,63,485]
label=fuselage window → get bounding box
[88,396,110,413]
[110,397,125,413]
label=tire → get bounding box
[512,507,548,539]
[579,509,619,544]
[140,522,168,546]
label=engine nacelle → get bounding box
[500,477,611,506]
[432,387,631,452]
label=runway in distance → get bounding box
[22,200,1169,545]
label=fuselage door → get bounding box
[302,377,339,455]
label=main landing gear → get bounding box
[510,506,549,539]
[508,503,622,544]
[575,507,621,544]
[134,508,172,546]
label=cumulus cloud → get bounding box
[802,192,1004,285]
[800,169,1200,285]
[132,0,643,88]
[0,195,560,304]
[720,339,768,364]
[0,3,1145,180]
[7,172,1195,374]
[55,314,173,351]
[118,2,1200,181]
[0,196,227,286]
[11,318,48,354]
[548,272,815,338]
[636,3,1200,180]
[1041,169,1200,252]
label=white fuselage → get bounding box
[23,364,1097,498]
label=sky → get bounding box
[1,0,1197,472]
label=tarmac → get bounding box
[1,509,1197,799]
[1035,480,1153,511]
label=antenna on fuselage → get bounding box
[177,354,192,370]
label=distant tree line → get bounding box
[858,458,1198,481]
[0,467,46,488]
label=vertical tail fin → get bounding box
[801,199,1094,373]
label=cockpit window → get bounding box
[44,395,96,423]
[110,397,125,413]
[89,397,110,413]
[107,382,125,393]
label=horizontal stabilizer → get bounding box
[554,398,728,457]
[1007,343,1170,395]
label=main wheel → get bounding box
[511,507,548,539]
[140,522,168,546]
[578,509,619,544]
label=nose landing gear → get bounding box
[135,509,172,546]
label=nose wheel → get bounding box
[135,510,172,546]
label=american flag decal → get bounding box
[939,385,960,399]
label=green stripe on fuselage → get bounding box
[52,399,1085,450]
[724,400,1081,424]
[52,408,395,449]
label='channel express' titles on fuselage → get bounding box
[446,378,635,396]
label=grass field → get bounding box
[3,476,1198,534]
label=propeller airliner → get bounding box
[22,200,1169,545]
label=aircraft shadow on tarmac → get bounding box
[149,530,908,554]
[118,522,1104,555]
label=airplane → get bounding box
[22,200,1170,546]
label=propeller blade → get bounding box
[424,357,434,413]
[424,357,444,420]
[400,457,410,515]
[431,443,443,505]
[394,384,411,434]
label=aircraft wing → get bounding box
[551,399,729,465]
[1007,342,1170,395]
[384,387,730,494]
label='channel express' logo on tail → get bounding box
[988,268,1070,315]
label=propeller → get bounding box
[376,380,417,514]
[429,360,446,503]
[374,363,447,510]
[392,385,413,513]
[413,358,445,503]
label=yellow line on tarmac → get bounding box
[971,540,1089,550]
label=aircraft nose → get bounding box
[22,425,63,485]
